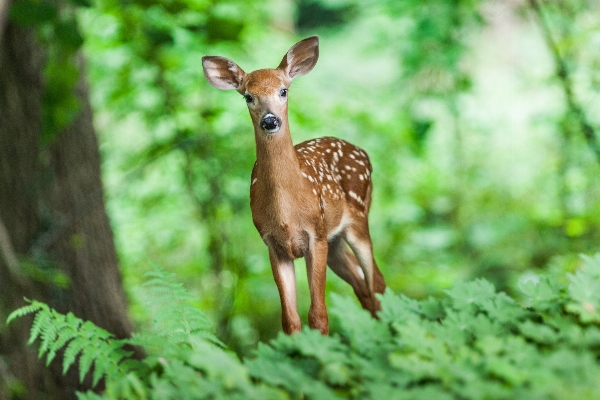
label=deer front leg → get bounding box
[269,248,301,334]
[305,237,329,334]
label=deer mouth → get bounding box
[261,113,281,133]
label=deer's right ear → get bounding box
[202,56,246,91]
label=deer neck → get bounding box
[254,122,303,193]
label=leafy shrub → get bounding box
[8,255,600,399]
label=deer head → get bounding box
[202,36,319,135]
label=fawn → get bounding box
[202,36,386,334]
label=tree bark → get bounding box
[0,0,9,45]
[0,22,134,399]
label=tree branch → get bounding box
[528,0,600,164]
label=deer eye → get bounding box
[244,94,253,103]
[280,88,287,97]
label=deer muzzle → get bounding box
[261,113,281,133]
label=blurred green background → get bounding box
[74,0,600,355]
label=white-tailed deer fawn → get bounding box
[202,36,386,334]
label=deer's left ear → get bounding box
[278,36,319,80]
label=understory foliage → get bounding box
[8,255,600,399]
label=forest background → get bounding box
[2,0,600,397]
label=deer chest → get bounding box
[249,190,314,259]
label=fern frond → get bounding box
[78,343,98,384]
[5,300,45,325]
[29,308,52,346]
[139,264,220,346]
[46,313,82,366]
[38,309,64,360]
[63,337,88,375]
[10,301,139,388]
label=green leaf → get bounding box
[247,345,340,400]
[445,279,497,311]
[330,294,391,355]
[519,320,559,345]
[269,328,347,365]
[519,275,563,310]
[320,362,350,386]
[566,255,600,322]
[419,296,446,320]
[377,290,422,325]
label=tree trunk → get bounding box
[0,22,134,400]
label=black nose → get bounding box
[261,113,280,131]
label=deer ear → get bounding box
[202,56,246,91]
[278,36,319,80]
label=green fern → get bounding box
[5,300,44,325]
[6,264,225,397]
[9,257,600,399]
[6,300,135,387]
[135,264,221,351]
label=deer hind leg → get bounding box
[269,248,302,334]
[327,236,378,316]
[343,222,386,314]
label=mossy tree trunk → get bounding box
[0,22,134,400]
